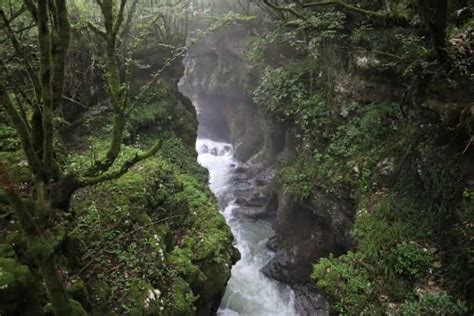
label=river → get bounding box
[196,138,297,316]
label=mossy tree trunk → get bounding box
[1,1,161,313]
[86,0,129,176]
[0,165,86,316]
[416,0,449,62]
[1,1,85,314]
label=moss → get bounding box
[0,257,43,315]
[68,299,88,316]
[27,237,59,259]
[67,130,235,315]
[68,278,90,309]
[169,246,206,291]
[95,280,112,307]
[166,277,196,316]
[198,261,231,304]
[0,257,31,289]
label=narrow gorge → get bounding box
[181,3,473,313]
[0,1,472,315]
[181,23,338,315]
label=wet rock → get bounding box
[234,166,247,173]
[232,178,250,186]
[263,191,278,216]
[262,254,330,315]
[232,207,271,219]
[261,250,293,283]
[219,145,232,155]
[235,194,266,208]
[200,144,209,153]
[266,236,278,252]
[210,147,218,156]
[293,284,330,316]
[262,192,350,285]
[255,179,268,186]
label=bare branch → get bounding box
[23,0,38,22]
[0,8,41,102]
[302,1,409,25]
[87,21,106,39]
[0,81,42,177]
[263,0,304,18]
[79,140,161,188]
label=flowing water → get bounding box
[196,138,297,316]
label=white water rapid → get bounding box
[196,138,297,316]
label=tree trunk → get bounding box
[38,255,86,316]
[416,0,449,62]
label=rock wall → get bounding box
[181,24,265,161]
[179,26,339,315]
[181,16,473,314]
[181,23,348,314]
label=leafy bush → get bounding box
[390,242,432,280]
[312,252,377,315]
[401,292,468,316]
[253,66,308,118]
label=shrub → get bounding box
[401,292,468,316]
[390,242,432,280]
[313,252,377,314]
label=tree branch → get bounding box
[36,1,54,175]
[79,140,161,188]
[23,0,38,22]
[263,0,304,18]
[0,163,38,235]
[86,22,106,39]
[0,81,42,177]
[0,8,41,103]
[112,0,127,39]
[302,1,409,25]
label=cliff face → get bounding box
[0,31,238,316]
[181,23,349,313]
[181,17,473,314]
[181,24,265,161]
[64,47,240,315]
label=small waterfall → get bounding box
[196,139,297,316]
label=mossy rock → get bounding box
[0,257,43,315]
[67,278,91,309]
[199,261,231,303]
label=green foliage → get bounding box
[0,111,19,151]
[0,257,43,315]
[390,242,432,280]
[166,277,196,315]
[301,10,347,57]
[279,155,318,200]
[253,66,308,119]
[401,292,468,316]
[313,252,376,315]
[128,85,170,130]
[247,24,304,65]
[68,130,234,315]
[0,257,31,289]
[353,205,409,263]
[253,33,471,313]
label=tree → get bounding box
[0,0,247,312]
[0,1,161,314]
[257,0,451,63]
